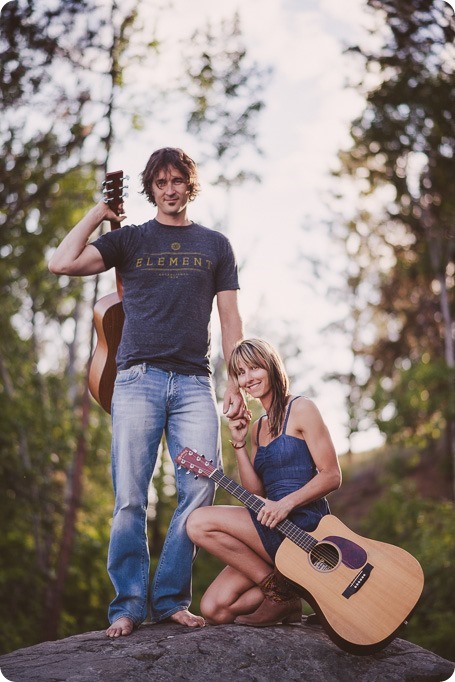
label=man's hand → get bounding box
[97,199,126,224]
[223,384,246,420]
[104,200,127,224]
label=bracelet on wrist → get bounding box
[229,439,246,450]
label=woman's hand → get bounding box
[227,410,252,447]
[256,497,293,528]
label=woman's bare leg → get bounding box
[187,506,272,580]
[187,506,274,622]
[200,565,265,624]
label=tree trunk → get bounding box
[42,379,91,641]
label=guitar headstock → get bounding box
[102,170,128,215]
[176,447,215,478]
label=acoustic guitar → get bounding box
[176,447,425,655]
[88,170,127,414]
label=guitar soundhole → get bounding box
[309,542,340,572]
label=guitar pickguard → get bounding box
[323,535,367,569]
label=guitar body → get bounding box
[88,292,124,414]
[88,170,126,414]
[275,514,425,654]
[175,447,425,655]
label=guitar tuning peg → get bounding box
[194,475,199,480]
[124,175,130,181]
[122,192,129,198]
[185,470,190,475]
[177,465,181,470]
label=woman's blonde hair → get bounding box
[228,338,290,438]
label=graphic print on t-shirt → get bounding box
[134,241,213,278]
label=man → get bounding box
[49,147,244,636]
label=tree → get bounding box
[332,0,454,487]
[0,0,160,648]
[183,11,271,231]
[181,12,271,399]
[0,2,272,652]
[40,0,160,641]
[0,0,105,652]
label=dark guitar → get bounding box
[88,170,126,414]
[176,447,425,655]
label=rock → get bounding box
[0,622,453,682]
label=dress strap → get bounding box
[282,396,300,434]
[256,415,266,446]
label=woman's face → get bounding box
[235,358,271,401]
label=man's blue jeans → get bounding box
[107,364,220,625]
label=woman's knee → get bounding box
[186,506,210,542]
[200,592,233,625]
[200,593,217,622]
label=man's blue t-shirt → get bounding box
[92,219,239,375]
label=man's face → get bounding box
[152,166,190,216]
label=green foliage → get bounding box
[373,358,454,447]
[332,0,455,462]
[360,482,455,660]
[0,0,163,652]
[0,152,94,652]
[59,471,113,636]
[183,12,271,190]
[1,0,272,655]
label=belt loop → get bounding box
[141,362,146,373]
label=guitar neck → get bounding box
[210,468,317,555]
[103,170,125,299]
[110,219,123,299]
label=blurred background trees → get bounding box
[0,0,453,661]
[328,0,454,656]
[332,0,454,480]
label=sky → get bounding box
[106,0,382,456]
[0,0,392,454]
[4,0,453,452]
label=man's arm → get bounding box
[48,201,125,276]
[216,289,245,418]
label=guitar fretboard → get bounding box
[210,468,318,554]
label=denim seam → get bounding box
[109,609,141,627]
[150,605,190,624]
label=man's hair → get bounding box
[140,147,200,205]
[228,338,290,438]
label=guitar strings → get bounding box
[184,457,340,567]
[181,454,340,569]
[216,473,339,567]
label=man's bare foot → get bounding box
[106,616,134,638]
[168,609,205,628]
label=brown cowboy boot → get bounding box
[234,570,302,627]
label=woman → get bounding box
[187,338,342,627]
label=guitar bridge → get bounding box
[342,563,373,599]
